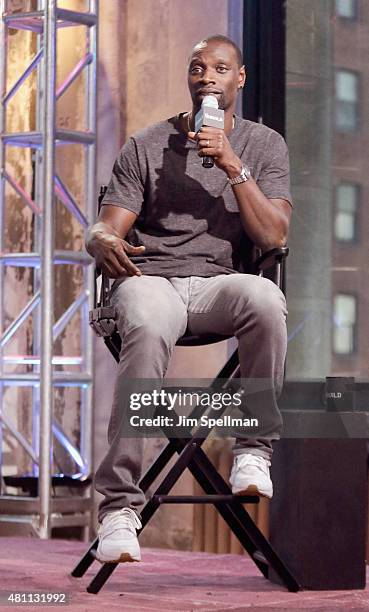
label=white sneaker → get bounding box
[96,507,142,563]
[229,454,273,499]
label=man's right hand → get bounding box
[85,206,144,278]
[88,226,145,277]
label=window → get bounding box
[335,0,358,19]
[335,70,359,132]
[333,294,357,354]
[334,183,359,242]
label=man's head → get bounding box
[187,35,246,113]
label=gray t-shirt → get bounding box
[102,114,292,278]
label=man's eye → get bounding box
[217,66,228,73]
[190,66,203,74]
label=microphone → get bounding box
[195,95,225,168]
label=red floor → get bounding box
[0,537,368,611]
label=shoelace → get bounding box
[100,508,142,535]
[235,455,271,472]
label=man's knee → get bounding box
[114,293,187,351]
[249,277,286,316]
[120,308,185,346]
[231,276,287,330]
[112,277,187,343]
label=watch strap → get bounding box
[227,164,251,185]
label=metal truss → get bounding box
[0,0,98,538]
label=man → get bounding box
[87,34,292,564]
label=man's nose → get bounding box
[200,67,217,82]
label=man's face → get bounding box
[187,40,245,112]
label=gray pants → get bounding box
[94,274,287,522]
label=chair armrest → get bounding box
[89,306,117,337]
[254,246,289,273]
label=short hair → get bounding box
[190,34,243,68]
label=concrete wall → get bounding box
[285,0,333,379]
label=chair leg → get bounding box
[72,414,197,577]
[82,434,299,594]
[84,437,200,593]
[215,347,240,379]
[186,445,300,592]
[139,426,299,591]
[141,432,299,591]
[139,438,200,526]
[71,538,98,577]
[139,437,177,493]
[86,561,119,594]
[70,436,185,582]
[72,348,299,593]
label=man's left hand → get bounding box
[188,126,242,176]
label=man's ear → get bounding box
[238,65,246,89]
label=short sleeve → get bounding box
[101,137,145,215]
[257,131,293,207]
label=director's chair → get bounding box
[71,186,300,594]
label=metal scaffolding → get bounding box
[0,0,98,538]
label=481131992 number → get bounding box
[1,592,69,605]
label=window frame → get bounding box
[332,293,358,356]
[334,182,360,244]
[335,68,360,133]
[335,0,358,20]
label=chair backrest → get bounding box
[95,185,110,308]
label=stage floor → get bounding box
[0,537,368,611]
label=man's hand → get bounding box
[188,126,242,176]
[86,222,145,278]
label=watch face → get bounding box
[242,165,251,179]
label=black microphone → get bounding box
[194,95,225,168]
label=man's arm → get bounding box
[86,204,145,277]
[190,126,292,251]
[224,173,291,250]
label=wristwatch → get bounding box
[227,164,252,185]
